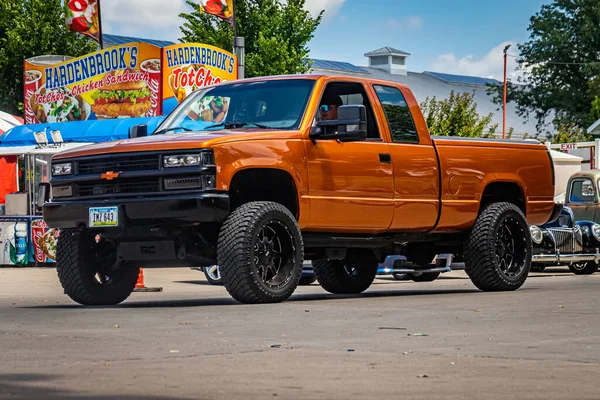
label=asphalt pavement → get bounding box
[1,267,599,399]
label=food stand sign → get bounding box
[162,43,237,115]
[23,42,162,124]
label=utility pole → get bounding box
[503,44,511,140]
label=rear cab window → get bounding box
[372,85,419,144]
[569,178,596,203]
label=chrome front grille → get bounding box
[77,154,160,175]
[548,228,583,254]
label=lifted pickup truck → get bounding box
[39,74,558,305]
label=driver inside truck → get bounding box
[318,94,343,135]
[319,94,343,121]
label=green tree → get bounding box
[487,0,600,134]
[551,123,592,144]
[420,90,499,138]
[179,0,322,77]
[0,0,98,115]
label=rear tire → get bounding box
[464,202,532,292]
[56,230,139,306]
[313,250,378,294]
[217,201,304,304]
[410,272,440,282]
[569,262,598,275]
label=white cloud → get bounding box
[429,41,523,81]
[101,0,345,42]
[303,0,346,22]
[387,16,423,30]
[101,0,190,42]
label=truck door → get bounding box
[566,177,598,223]
[304,81,394,232]
[370,84,440,231]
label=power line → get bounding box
[506,53,600,65]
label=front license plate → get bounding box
[89,207,119,228]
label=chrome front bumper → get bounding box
[532,249,600,264]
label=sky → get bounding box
[100,0,549,81]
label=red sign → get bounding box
[560,143,577,151]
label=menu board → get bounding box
[24,42,162,124]
[162,43,237,115]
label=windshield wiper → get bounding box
[205,122,273,130]
[153,126,193,135]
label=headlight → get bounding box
[164,154,201,167]
[530,225,543,244]
[592,224,600,242]
[52,162,72,176]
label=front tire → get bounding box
[56,230,139,306]
[464,202,532,292]
[569,262,598,275]
[217,201,304,304]
[313,250,378,294]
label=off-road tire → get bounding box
[313,251,379,294]
[569,262,598,275]
[410,272,441,282]
[217,201,304,304]
[464,202,532,292]
[56,230,139,306]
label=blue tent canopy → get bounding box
[0,116,165,147]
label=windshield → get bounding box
[154,79,316,134]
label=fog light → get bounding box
[202,175,216,189]
[52,185,73,198]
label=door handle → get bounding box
[379,153,392,164]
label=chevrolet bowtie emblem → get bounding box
[101,171,120,181]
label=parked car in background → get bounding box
[195,262,316,286]
[563,170,600,223]
[530,206,600,275]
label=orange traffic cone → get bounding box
[135,268,146,289]
[133,268,163,292]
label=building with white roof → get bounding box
[310,47,544,140]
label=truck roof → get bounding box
[569,170,600,180]
[216,73,412,90]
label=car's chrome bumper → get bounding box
[532,249,600,264]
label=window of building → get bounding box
[391,56,405,65]
[370,56,388,66]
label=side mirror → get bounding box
[36,183,50,210]
[130,124,148,139]
[310,105,367,142]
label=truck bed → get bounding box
[431,136,555,230]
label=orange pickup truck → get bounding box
[39,74,559,306]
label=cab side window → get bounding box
[570,178,595,203]
[318,82,381,140]
[373,85,419,144]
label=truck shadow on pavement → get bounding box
[0,373,192,400]
[26,286,509,309]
